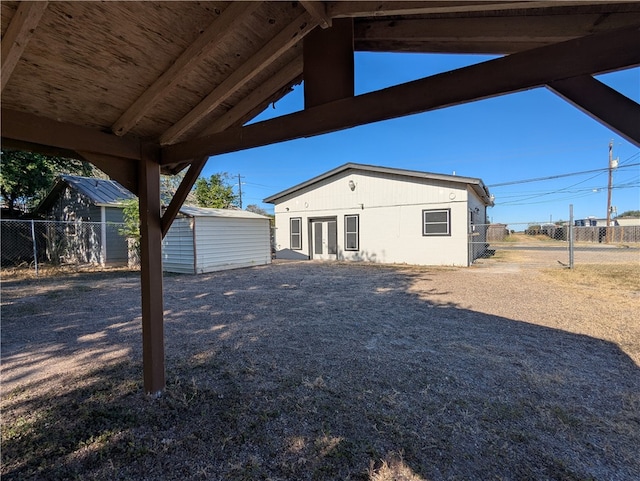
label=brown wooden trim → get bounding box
[300,1,332,28]
[198,55,303,137]
[162,26,640,164]
[76,152,139,196]
[304,18,354,109]
[111,2,260,137]
[353,13,640,55]
[161,157,208,237]
[2,109,142,160]
[138,148,165,396]
[328,1,632,18]
[547,75,640,147]
[1,1,48,92]
[159,12,316,145]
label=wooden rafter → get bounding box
[1,109,141,160]
[354,13,640,54]
[159,12,316,145]
[162,25,640,165]
[76,152,139,196]
[111,2,260,137]
[162,57,305,236]
[1,1,48,92]
[300,1,332,28]
[547,75,640,147]
[328,1,636,18]
[199,55,304,136]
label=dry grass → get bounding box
[2,256,639,481]
[543,263,640,297]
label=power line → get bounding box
[487,161,640,187]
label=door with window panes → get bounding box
[310,218,337,260]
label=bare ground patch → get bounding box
[1,260,639,481]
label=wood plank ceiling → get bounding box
[2,1,639,169]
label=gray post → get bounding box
[569,204,574,269]
[30,219,39,276]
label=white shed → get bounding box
[162,206,271,274]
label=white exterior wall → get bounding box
[193,217,271,273]
[163,216,271,274]
[273,170,475,266]
[163,218,196,274]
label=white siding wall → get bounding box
[163,218,195,274]
[193,217,271,273]
[273,170,474,266]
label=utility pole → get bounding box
[605,140,618,243]
[237,174,244,209]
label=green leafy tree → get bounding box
[194,173,239,208]
[0,149,93,215]
[618,210,640,217]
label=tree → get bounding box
[194,173,239,208]
[618,210,640,217]
[246,204,271,216]
[0,149,93,215]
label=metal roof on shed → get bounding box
[177,205,270,220]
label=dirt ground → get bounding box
[1,250,639,481]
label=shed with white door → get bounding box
[162,206,271,274]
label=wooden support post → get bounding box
[304,18,354,109]
[139,148,165,396]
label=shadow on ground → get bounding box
[2,263,639,480]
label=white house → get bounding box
[162,206,271,274]
[264,163,494,266]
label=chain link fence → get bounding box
[1,219,140,276]
[471,221,640,268]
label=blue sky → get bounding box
[201,52,639,226]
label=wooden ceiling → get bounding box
[2,1,639,159]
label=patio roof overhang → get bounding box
[2,1,639,395]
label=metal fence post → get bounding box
[31,219,39,276]
[569,204,574,269]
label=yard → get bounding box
[1,254,639,480]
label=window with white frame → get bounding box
[345,214,359,251]
[422,209,450,236]
[290,217,302,249]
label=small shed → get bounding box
[162,206,271,274]
[35,174,136,265]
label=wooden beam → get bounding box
[161,157,207,237]
[159,12,316,145]
[547,75,640,147]
[139,147,165,396]
[1,109,142,160]
[76,152,140,196]
[162,25,640,164]
[300,1,332,28]
[328,1,636,18]
[354,13,640,55]
[198,55,303,137]
[111,2,260,137]
[304,18,354,109]
[1,1,48,92]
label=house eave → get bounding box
[264,162,494,206]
